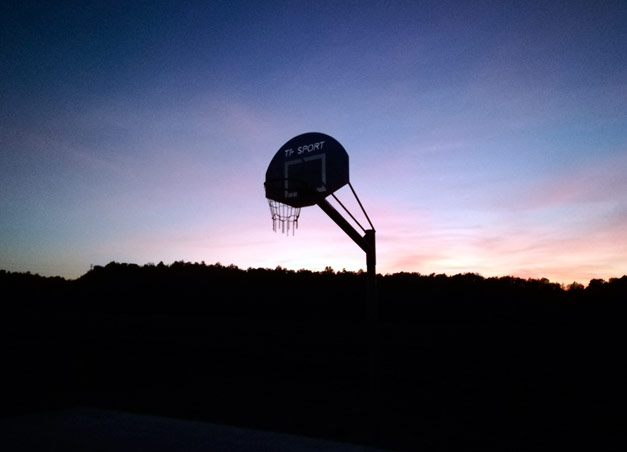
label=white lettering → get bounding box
[294,141,326,156]
[286,141,325,159]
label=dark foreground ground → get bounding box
[2,264,626,451]
[0,408,388,452]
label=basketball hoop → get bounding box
[264,176,310,235]
[268,199,300,234]
[265,133,350,236]
[264,132,379,406]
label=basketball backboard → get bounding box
[265,132,349,208]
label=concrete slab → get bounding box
[0,408,389,452]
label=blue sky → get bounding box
[1,0,626,284]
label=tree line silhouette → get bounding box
[2,262,626,451]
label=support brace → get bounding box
[317,198,375,258]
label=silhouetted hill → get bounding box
[2,263,626,451]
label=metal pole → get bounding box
[364,229,381,444]
[365,229,376,277]
[318,198,380,444]
[365,229,379,385]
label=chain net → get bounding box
[268,199,301,235]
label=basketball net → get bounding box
[268,199,300,235]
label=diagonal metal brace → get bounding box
[317,198,375,260]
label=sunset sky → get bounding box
[2,1,626,284]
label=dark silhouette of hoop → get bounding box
[263,132,378,437]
